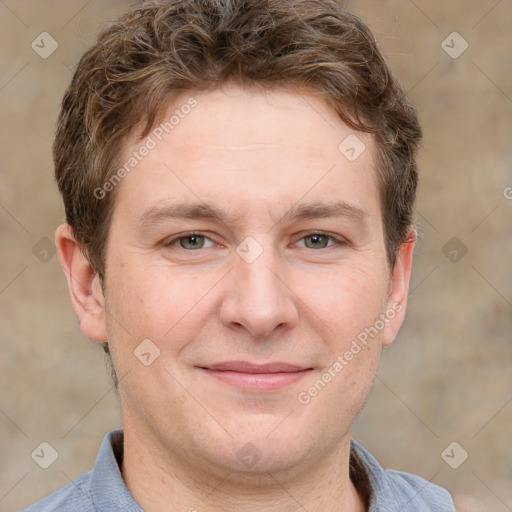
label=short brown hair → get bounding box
[54,0,421,280]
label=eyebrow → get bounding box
[282,201,367,223]
[137,200,368,230]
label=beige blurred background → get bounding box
[1,0,511,510]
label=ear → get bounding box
[381,228,416,347]
[55,223,107,343]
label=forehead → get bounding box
[115,85,380,227]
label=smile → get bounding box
[197,361,313,391]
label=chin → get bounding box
[209,423,315,476]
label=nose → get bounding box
[219,247,299,339]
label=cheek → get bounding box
[104,261,215,356]
[102,265,167,375]
[103,264,192,408]
[297,262,390,341]
[109,260,171,319]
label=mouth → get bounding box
[197,361,313,391]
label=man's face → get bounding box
[94,86,411,476]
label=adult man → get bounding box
[24,0,459,510]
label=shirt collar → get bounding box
[91,430,379,511]
[90,429,143,511]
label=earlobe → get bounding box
[55,223,108,343]
[382,229,416,347]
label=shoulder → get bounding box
[350,441,456,511]
[20,430,141,512]
[19,471,96,512]
[386,469,456,511]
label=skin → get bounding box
[453,495,489,512]
[56,85,415,512]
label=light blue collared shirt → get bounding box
[21,429,455,511]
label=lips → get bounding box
[197,361,313,391]
[203,361,310,373]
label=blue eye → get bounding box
[163,231,344,252]
[179,235,205,250]
[296,232,341,249]
[302,234,332,249]
[165,233,215,250]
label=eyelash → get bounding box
[163,231,347,250]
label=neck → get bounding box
[120,423,367,512]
